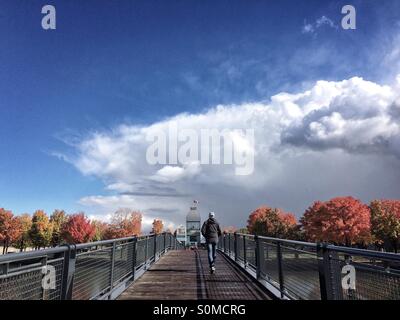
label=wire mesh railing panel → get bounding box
[0,266,43,300]
[159,235,165,252]
[72,247,112,300]
[44,258,65,300]
[148,236,155,259]
[237,235,244,261]
[217,237,223,250]
[329,252,400,300]
[229,234,235,257]
[245,237,256,268]
[112,242,134,286]
[0,253,65,300]
[280,245,321,300]
[259,240,280,287]
[0,233,181,300]
[135,238,147,267]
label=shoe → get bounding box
[210,266,215,274]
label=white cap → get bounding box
[209,212,215,218]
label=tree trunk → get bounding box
[4,240,9,254]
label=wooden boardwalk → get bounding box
[118,249,272,300]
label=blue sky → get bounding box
[1,0,400,228]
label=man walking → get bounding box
[201,212,222,274]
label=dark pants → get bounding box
[207,243,217,268]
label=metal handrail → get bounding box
[0,232,184,300]
[0,246,68,263]
[219,232,400,300]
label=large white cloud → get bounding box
[66,75,400,229]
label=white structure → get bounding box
[175,224,186,245]
[186,201,201,246]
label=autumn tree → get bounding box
[247,206,297,239]
[50,210,67,247]
[13,214,32,252]
[104,208,142,239]
[61,213,95,244]
[29,210,53,249]
[237,228,249,234]
[370,200,400,252]
[91,220,109,241]
[223,226,237,234]
[151,219,164,234]
[301,197,371,246]
[0,209,22,254]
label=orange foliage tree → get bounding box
[152,219,164,234]
[222,226,237,234]
[247,206,298,238]
[91,220,109,241]
[104,208,142,239]
[50,210,67,247]
[29,210,53,249]
[14,214,32,252]
[0,208,22,254]
[301,197,371,246]
[370,200,400,252]
[61,213,96,244]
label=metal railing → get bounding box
[0,232,184,300]
[218,233,400,300]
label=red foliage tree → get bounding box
[0,208,22,254]
[104,209,142,239]
[151,219,164,235]
[370,200,400,252]
[247,206,297,238]
[301,197,371,246]
[61,213,95,244]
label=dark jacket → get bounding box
[201,218,222,244]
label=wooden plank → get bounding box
[118,249,271,300]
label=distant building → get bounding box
[186,200,201,246]
[175,224,186,245]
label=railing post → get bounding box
[228,234,231,256]
[243,236,247,268]
[164,232,167,253]
[255,235,260,279]
[41,256,48,300]
[132,237,137,280]
[154,234,158,261]
[234,233,238,262]
[144,236,148,269]
[224,234,227,253]
[276,241,285,299]
[110,241,116,293]
[317,243,341,300]
[61,244,76,300]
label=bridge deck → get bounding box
[118,249,272,300]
